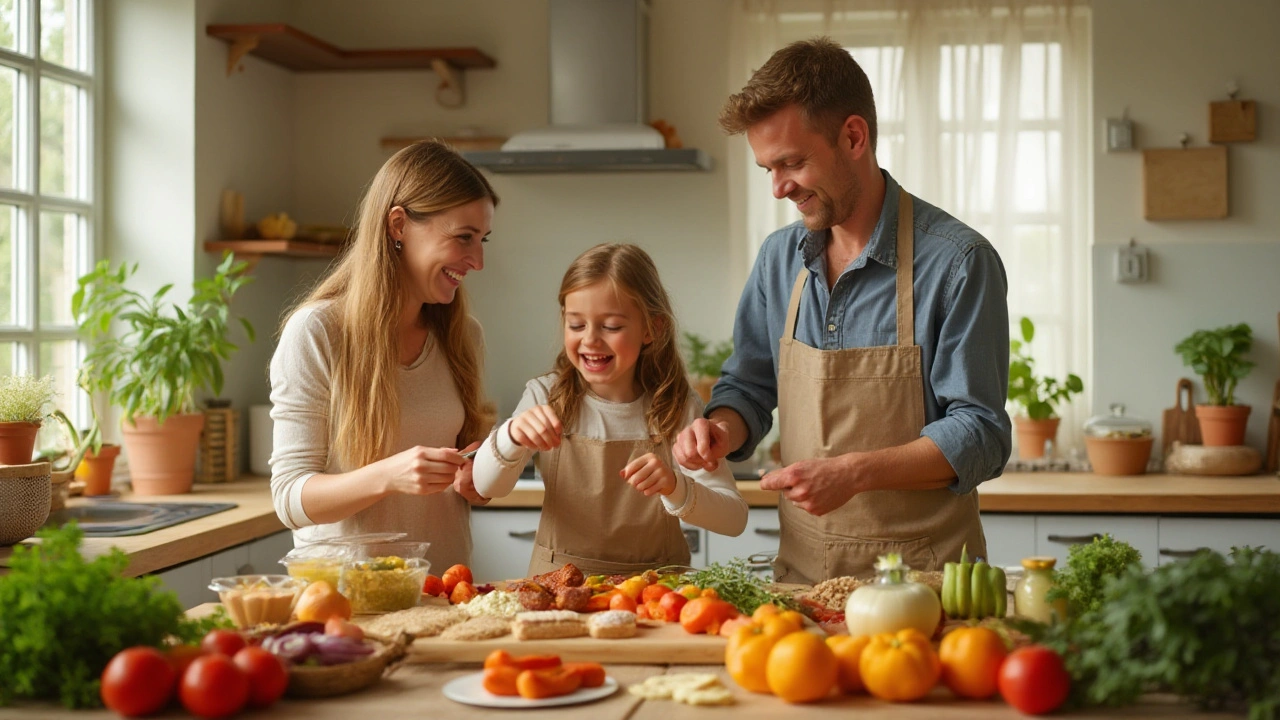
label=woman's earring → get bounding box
[394,240,403,252]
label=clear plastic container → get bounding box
[210,575,308,628]
[339,540,431,614]
[1083,404,1153,439]
[279,532,408,588]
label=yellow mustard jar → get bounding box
[1014,556,1069,623]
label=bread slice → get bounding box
[511,610,587,641]
[587,610,637,639]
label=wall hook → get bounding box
[1179,133,1190,149]
[1226,80,1240,100]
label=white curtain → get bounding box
[727,0,1093,456]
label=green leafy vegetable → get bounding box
[680,558,797,615]
[0,523,232,708]
[1047,533,1142,616]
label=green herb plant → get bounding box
[1008,317,1083,420]
[0,374,57,424]
[47,408,103,473]
[0,523,232,708]
[1046,533,1142,616]
[1174,322,1254,406]
[682,332,733,380]
[1027,547,1280,719]
[680,558,797,615]
[72,253,254,423]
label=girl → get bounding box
[473,243,747,576]
[270,140,497,571]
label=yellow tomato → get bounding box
[725,625,776,694]
[859,629,941,702]
[752,603,780,622]
[761,614,804,642]
[826,634,872,694]
[765,631,838,703]
[616,576,648,601]
[938,626,1008,699]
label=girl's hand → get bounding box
[380,445,465,496]
[509,405,563,452]
[621,452,676,497]
[453,440,489,505]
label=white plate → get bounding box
[442,672,619,709]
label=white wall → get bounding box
[1092,0,1280,452]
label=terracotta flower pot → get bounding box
[120,413,205,495]
[1084,436,1154,476]
[1015,417,1061,459]
[75,444,122,496]
[1195,404,1251,447]
[0,421,42,465]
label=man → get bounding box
[674,38,1011,584]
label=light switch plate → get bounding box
[1105,118,1134,152]
[1116,244,1148,283]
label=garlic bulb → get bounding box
[844,554,942,638]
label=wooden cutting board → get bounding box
[406,619,731,665]
[1162,378,1201,456]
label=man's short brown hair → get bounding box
[719,37,877,152]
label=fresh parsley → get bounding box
[680,558,798,615]
[1047,533,1142,616]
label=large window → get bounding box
[0,0,96,434]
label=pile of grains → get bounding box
[807,576,867,611]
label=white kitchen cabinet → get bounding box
[155,559,210,611]
[1034,515,1159,568]
[705,507,781,577]
[979,513,1036,568]
[470,509,541,582]
[1156,517,1280,565]
[152,530,294,610]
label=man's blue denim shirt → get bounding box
[707,171,1012,495]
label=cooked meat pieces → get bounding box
[518,586,555,611]
[554,586,592,612]
[531,563,584,592]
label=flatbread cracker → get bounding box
[354,604,467,638]
[628,673,721,699]
[673,685,735,706]
[440,615,512,641]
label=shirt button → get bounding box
[827,324,836,332]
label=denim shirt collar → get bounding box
[800,170,903,273]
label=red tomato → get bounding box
[180,654,249,719]
[442,564,474,595]
[200,629,247,657]
[101,647,177,717]
[998,645,1071,715]
[166,644,206,677]
[232,646,289,709]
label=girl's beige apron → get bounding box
[528,434,691,576]
[773,189,986,585]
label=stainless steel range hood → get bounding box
[462,0,710,174]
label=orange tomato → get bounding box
[752,603,780,623]
[725,625,777,694]
[761,614,803,642]
[421,574,445,597]
[450,580,479,605]
[678,597,738,635]
[294,580,352,623]
[583,593,614,613]
[675,584,703,600]
[765,630,838,703]
[938,626,1008,699]
[442,564,473,596]
[717,615,755,638]
[658,591,688,621]
[609,592,638,613]
[641,584,672,603]
[859,629,941,702]
[826,634,872,694]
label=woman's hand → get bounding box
[621,452,676,497]
[379,445,466,497]
[509,405,563,452]
[453,440,489,505]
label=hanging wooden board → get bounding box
[1161,378,1202,457]
[1142,146,1228,220]
[1209,100,1257,143]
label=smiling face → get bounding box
[747,104,862,231]
[562,281,652,403]
[391,197,493,306]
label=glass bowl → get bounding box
[278,532,409,588]
[209,574,308,628]
[339,541,431,614]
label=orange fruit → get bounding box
[826,634,871,694]
[294,580,351,622]
[765,631,838,703]
[752,603,780,622]
[938,626,1008,699]
[761,614,803,642]
[725,626,775,694]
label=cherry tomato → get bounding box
[200,629,247,657]
[166,644,206,677]
[180,654,249,719]
[998,645,1071,715]
[442,564,473,596]
[101,646,176,717]
[232,646,289,708]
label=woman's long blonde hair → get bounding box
[548,244,692,444]
[284,140,498,469]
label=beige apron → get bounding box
[528,434,691,577]
[773,189,986,585]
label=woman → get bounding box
[269,140,497,571]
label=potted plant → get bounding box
[72,253,254,495]
[1174,322,1254,447]
[1008,317,1084,459]
[0,374,57,464]
[682,332,734,404]
[47,408,119,496]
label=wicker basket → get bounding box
[285,632,410,699]
[0,461,52,545]
[198,406,240,484]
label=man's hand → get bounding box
[759,456,860,516]
[673,417,732,471]
[453,440,489,505]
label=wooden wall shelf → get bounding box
[205,239,342,261]
[206,24,496,73]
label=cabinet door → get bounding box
[1156,518,1280,565]
[155,558,211,611]
[470,509,541,582]
[247,530,295,575]
[979,513,1036,569]
[704,508,781,577]
[1035,515,1159,568]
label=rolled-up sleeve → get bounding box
[706,237,781,462]
[921,244,1012,494]
[268,307,333,530]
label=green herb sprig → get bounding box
[680,558,797,615]
[0,524,232,708]
[1047,533,1142,616]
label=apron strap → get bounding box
[895,189,915,347]
[782,267,808,344]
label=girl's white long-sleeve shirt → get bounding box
[472,374,748,538]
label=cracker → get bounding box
[354,604,467,638]
[440,615,512,641]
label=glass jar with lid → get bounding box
[1083,403,1154,475]
[1014,556,1069,624]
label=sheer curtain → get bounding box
[727,0,1093,455]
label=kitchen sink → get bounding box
[44,502,238,537]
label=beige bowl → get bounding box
[1085,436,1153,476]
[0,461,52,545]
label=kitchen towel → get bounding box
[249,404,273,477]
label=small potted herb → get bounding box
[682,332,733,404]
[1008,317,1083,459]
[1173,322,1254,446]
[0,374,57,464]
